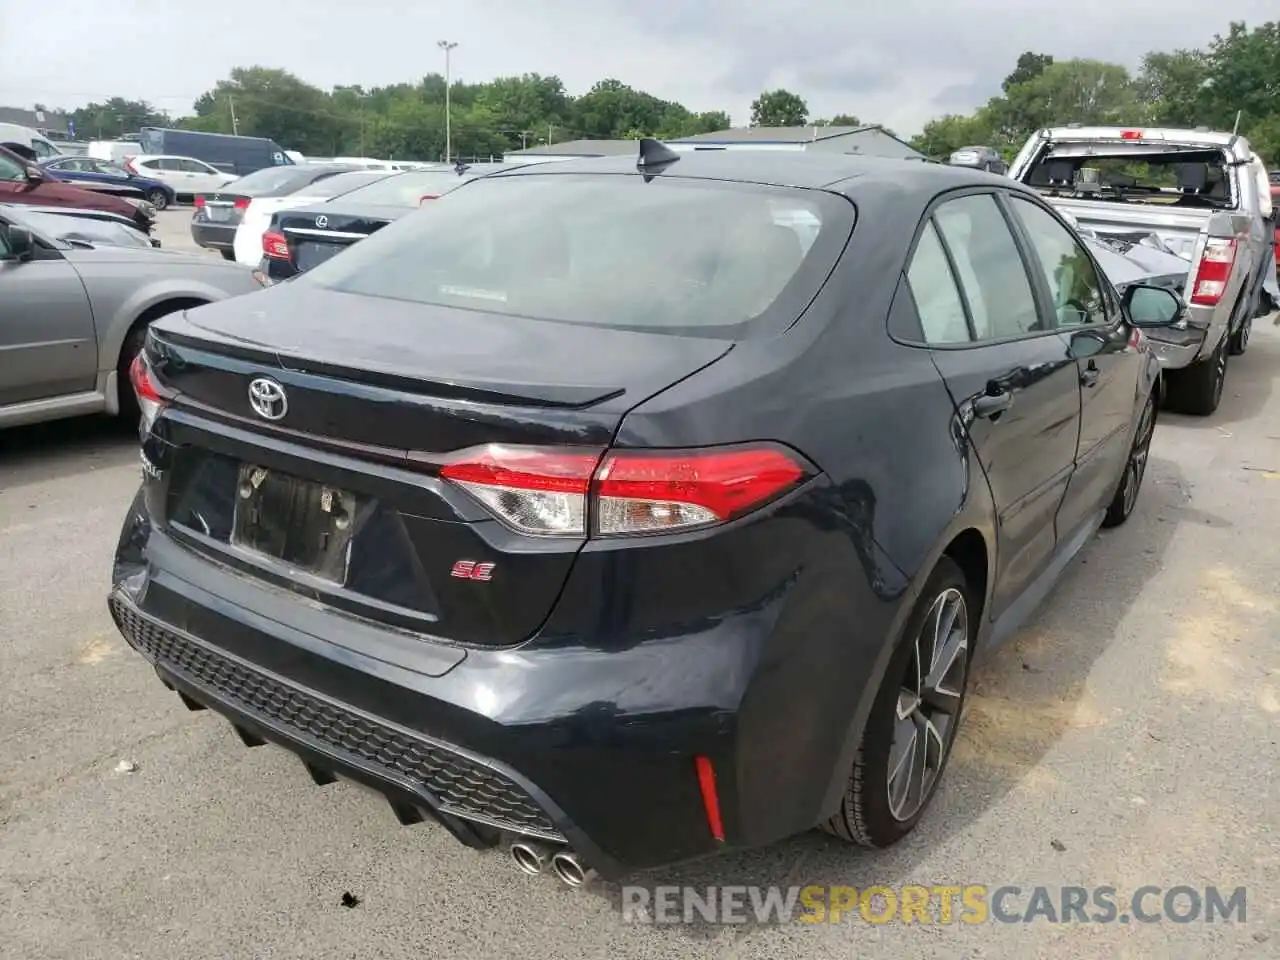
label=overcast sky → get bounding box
[0,1,1274,136]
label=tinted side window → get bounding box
[153,159,179,171]
[0,152,24,181]
[1010,196,1107,328]
[906,220,971,344]
[933,194,1042,340]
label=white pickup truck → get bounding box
[1008,125,1277,415]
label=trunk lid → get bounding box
[275,203,407,273]
[1045,198,1211,263]
[143,285,733,648]
[197,188,249,226]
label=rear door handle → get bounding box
[1081,362,1100,387]
[973,390,1013,419]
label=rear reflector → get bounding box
[262,229,290,260]
[1190,237,1237,306]
[193,195,206,207]
[694,756,725,842]
[438,443,811,538]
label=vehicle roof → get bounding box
[485,149,1014,198]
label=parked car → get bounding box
[947,145,1007,174]
[1008,126,1275,415]
[1,202,159,249]
[0,122,63,160]
[231,169,394,266]
[125,155,238,201]
[0,144,154,234]
[259,165,479,280]
[109,146,1167,885]
[0,203,265,430]
[40,155,177,210]
[192,164,358,260]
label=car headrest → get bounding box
[1177,163,1209,193]
[1046,161,1075,186]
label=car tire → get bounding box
[821,556,973,848]
[1102,391,1156,528]
[146,188,168,211]
[1229,316,1251,355]
[1165,335,1227,416]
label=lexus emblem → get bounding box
[247,377,288,421]
[315,214,329,228]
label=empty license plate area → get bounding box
[231,463,357,583]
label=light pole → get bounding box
[438,40,458,162]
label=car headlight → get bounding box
[125,198,157,219]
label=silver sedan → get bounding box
[0,203,268,429]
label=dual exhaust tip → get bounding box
[510,841,595,887]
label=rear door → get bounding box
[1005,194,1142,537]
[907,190,1082,621]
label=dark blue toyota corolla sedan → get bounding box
[109,143,1169,886]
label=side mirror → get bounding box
[24,165,44,184]
[1123,283,1184,327]
[4,225,35,261]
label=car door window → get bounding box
[906,220,971,344]
[933,193,1042,340]
[1010,197,1108,328]
[154,158,180,172]
[179,159,214,174]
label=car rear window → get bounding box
[334,170,472,207]
[295,171,391,199]
[232,166,329,196]
[303,173,853,338]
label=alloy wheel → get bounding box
[887,587,969,822]
[1122,395,1156,517]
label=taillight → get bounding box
[262,229,290,260]
[1190,238,1237,306]
[438,443,812,538]
[123,157,137,173]
[128,351,175,431]
[1120,130,1144,140]
[419,194,439,205]
[234,197,250,210]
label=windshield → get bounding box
[295,171,391,199]
[301,173,852,338]
[335,170,472,207]
[1023,147,1236,209]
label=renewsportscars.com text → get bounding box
[621,884,1247,925]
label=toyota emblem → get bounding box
[247,377,288,421]
[315,215,329,228]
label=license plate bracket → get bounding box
[230,464,356,583]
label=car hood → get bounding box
[62,243,257,271]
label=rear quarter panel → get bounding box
[611,177,998,830]
[69,259,265,375]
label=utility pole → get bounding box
[227,95,239,136]
[438,40,458,162]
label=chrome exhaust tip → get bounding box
[550,851,596,888]
[510,841,550,875]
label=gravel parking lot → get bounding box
[1,216,1277,957]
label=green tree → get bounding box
[1135,50,1210,127]
[750,89,808,127]
[1005,59,1139,133]
[1197,21,1280,161]
[69,98,169,139]
[910,111,998,158]
[1003,52,1054,93]
[190,66,350,153]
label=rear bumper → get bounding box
[109,476,897,878]
[1145,324,1208,369]
[190,221,236,250]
